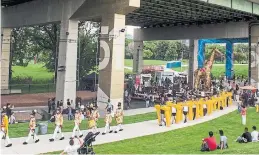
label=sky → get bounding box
[126,26,139,36]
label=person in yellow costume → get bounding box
[23,111,39,145]
[71,110,83,139]
[49,110,64,142]
[102,106,113,135]
[1,111,12,147]
[115,102,124,133]
[88,105,100,133]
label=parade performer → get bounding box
[23,112,39,145]
[88,105,100,133]
[1,111,12,147]
[71,110,83,139]
[49,110,64,142]
[115,102,124,133]
[102,106,113,135]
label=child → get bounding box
[49,110,64,142]
[241,105,246,125]
[71,110,83,138]
[23,112,39,145]
[114,102,124,133]
[102,107,113,135]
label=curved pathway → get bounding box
[1,105,236,154]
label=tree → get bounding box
[143,49,153,59]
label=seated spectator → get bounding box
[201,131,217,152]
[217,130,228,150]
[251,126,259,142]
[236,127,252,143]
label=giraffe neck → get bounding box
[206,50,216,69]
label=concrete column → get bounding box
[188,39,198,89]
[250,25,259,87]
[133,41,144,73]
[1,28,12,94]
[56,20,78,107]
[97,14,126,109]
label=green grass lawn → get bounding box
[12,63,54,82]
[48,108,259,154]
[9,112,156,138]
[125,59,168,67]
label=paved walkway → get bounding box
[1,105,236,155]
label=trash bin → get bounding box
[39,123,48,135]
[35,124,39,135]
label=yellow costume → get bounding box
[50,113,64,141]
[115,108,124,124]
[1,114,12,147]
[24,115,39,144]
[72,111,83,138]
[88,109,100,130]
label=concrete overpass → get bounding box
[2,0,259,107]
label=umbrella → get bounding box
[240,85,257,90]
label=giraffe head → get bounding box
[213,48,224,57]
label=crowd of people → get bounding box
[1,97,124,150]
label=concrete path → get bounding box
[1,105,236,155]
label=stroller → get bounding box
[77,132,100,155]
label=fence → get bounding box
[9,84,56,94]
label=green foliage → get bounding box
[143,41,189,61]
[143,49,153,59]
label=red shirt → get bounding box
[241,108,246,115]
[204,137,217,151]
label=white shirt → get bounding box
[172,107,176,113]
[183,106,188,112]
[125,90,128,97]
[251,130,259,142]
[64,145,80,155]
[203,104,207,109]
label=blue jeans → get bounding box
[68,114,73,120]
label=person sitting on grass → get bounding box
[251,126,259,142]
[236,127,252,143]
[217,130,228,150]
[201,131,217,152]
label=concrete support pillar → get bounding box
[133,41,144,73]
[1,28,11,94]
[188,39,198,89]
[56,20,78,107]
[97,14,126,109]
[250,25,259,87]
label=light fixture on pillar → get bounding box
[66,32,69,35]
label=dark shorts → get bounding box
[183,111,188,115]
[172,113,176,116]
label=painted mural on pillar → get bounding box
[198,38,248,78]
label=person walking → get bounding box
[49,110,65,142]
[114,102,124,133]
[71,110,83,139]
[23,112,39,145]
[1,111,12,147]
[102,107,113,135]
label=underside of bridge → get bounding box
[127,0,259,28]
[2,0,259,27]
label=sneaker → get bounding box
[6,144,12,147]
[49,138,54,142]
[109,130,113,133]
[74,136,78,138]
[114,131,118,133]
[35,139,39,143]
[60,137,64,140]
[79,134,83,138]
[102,133,106,135]
[119,129,123,131]
[23,142,28,145]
